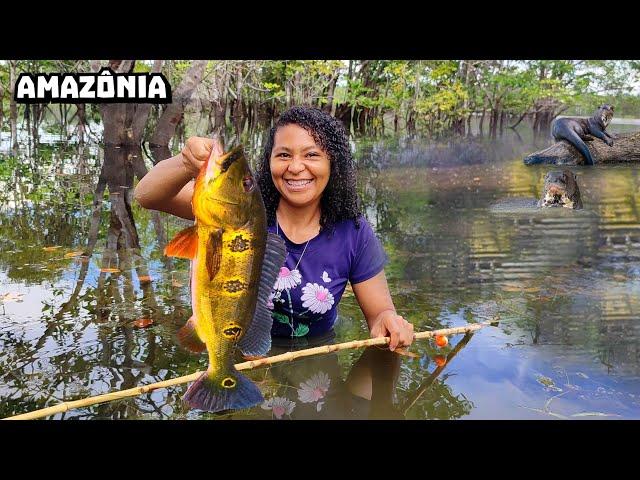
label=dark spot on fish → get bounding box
[222,324,243,339]
[224,279,246,293]
[220,149,243,173]
[221,377,236,388]
[229,235,250,253]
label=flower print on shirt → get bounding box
[261,396,296,419]
[301,283,334,314]
[266,292,275,310]
[274,266,302,291]
[297,371,330,412]
[322,271,332,283]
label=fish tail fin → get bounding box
[183,367,263,413]
[176,316,206,353]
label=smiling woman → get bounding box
[134,105,414,350]
[268,124,331,212]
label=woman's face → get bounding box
[270,124,331,210]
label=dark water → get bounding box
[1,125,640,420]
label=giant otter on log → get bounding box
[550,104,615,166]
[525,105,620,166]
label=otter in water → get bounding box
[537,169,583,209]
[490,169,584,213]
[550,104,616,166]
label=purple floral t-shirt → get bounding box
[267,215,387,338]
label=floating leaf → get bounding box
[171,280,184,287]
[501,285,522,292]
[64,251,85,258]
[133,318,153,328]
[536,375,555,387]
[100,268,120,273]
[1,292,25,303]
[138,275,152,283]
[501,284,540,293]
[42,246,62,252]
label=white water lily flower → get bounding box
[301,283,334,314]
[274,267,302,291]
[261,396,296,419]
[298,371,330,403]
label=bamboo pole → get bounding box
[4,320,496,420]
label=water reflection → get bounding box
[1,132,640,419]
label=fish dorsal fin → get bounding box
[164,225,198,259]
[206,229,223,281]
[238,232,287,357]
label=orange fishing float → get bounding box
[435,335,448,347]
[434,355,447,367]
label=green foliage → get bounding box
[1,59,639,139]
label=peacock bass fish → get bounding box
[164,141,286,412]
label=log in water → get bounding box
[524,132,640,165]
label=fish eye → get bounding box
[242,176,255,192]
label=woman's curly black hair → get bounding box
[256,106,362,232]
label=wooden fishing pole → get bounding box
[4,320,497,420]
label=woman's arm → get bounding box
[134,137,214,220]
[351,270,414,351]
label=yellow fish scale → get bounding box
[192,225,265,376]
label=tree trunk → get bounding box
[524,132,640,165]
[510,109,530,129]
[149,60,207,147]
[24,101,31,151]
[32,104,42,147]
[96,60,145,146]
[76,104,86,145]
[129,60,164,143]
[489,109,498,138]
[324,73,338,115]
[0,81,4,134]
[539,111,553,136]
[214,70,228,129]
[479,108,486,136]
[9,60,18,152]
